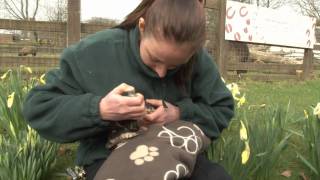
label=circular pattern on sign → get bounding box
[234,32,241,41]
[240,6,248,17]
[226,24,233,33]
[226,7,236,19]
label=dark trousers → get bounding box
[84,154,232,180]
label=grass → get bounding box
[239,79,320,116]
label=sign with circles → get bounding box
[225,0,316,49]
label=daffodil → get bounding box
[7,92,15,108]
[25,66,33,74]
[241,141,250,164]
[313,103,320,119]
[240,120,248,141]
[1,70,12,80]
[304,109,309,119]
[40,74,46,84]
[19,65,32,74]
[237,95,246,108]
[226,83,240,98]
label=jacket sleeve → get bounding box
[23,48,110,143]
[175,50,235,140]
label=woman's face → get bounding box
[140,37,195,78]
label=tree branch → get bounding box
[20,0,24,18]
[25,0,28,19]
[294,0,320,19]
[32,0,40,19]
[4,0,23,19]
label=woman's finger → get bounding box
[127,103,146,114]
[145,99,163,107]
[111,83,135,95]
[144,107,163,122]
[122,94,145,106]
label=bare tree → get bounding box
[235,0,286,9]
[258,0,287,8]
[3,0,40,20]
[45,0,67,22]
[294,0,320,19]
[3,0,41,41]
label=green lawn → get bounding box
[240,79,320,116]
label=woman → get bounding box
[23,0,234,179]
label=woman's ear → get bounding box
[138,17,145,36]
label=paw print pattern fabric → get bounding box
[94,120,210,180]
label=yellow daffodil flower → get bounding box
[304,110,309,119]
[20,65,32,74]
[313,103,320,119]
[241,141,250,164]
[25,66,33,74]
[1,70,12,80]
[240,120,248,141]
[237,95,246,108]
[226,83,240,98]
[40,74,46,85]
[7,92,15,108]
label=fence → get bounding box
[0,19,115,73]
[0,0,319,81]
[0,0,116,74]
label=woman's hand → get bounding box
[99,83,146,121]
[142,99,180,125]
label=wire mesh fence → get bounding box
[224,32,320,81]
[226,42,304,77]
[0,0,120,74]
[0,0,68,73]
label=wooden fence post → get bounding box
[217,0,227,77]
[302,49,314,79]
[67,0,81,46]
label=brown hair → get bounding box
[116,0,206,90]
